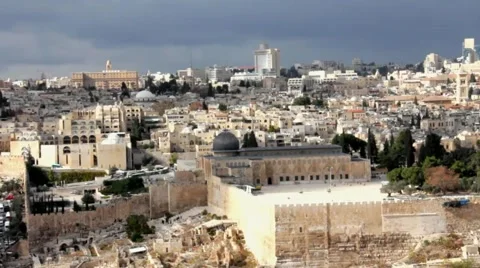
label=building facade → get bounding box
[254,43,280,77]
[71,60,139,90]
[198,130,371,187]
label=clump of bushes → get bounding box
[56,171,106,183]
[101,177,146,196]
[126,215,154,242]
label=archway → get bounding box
[80,136,88,144]
[72,136,79,144]
[63,136,71,144]
[268,177,272,185]
[88,135,96,143]
[63,146,71,154]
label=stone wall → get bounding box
[168,182,207,214]
[271,199,480,267]
[149,182,169,219]
[208,176,276,265]
[28,194,150,248]
[28,172,208,250]
[0,155,27,180]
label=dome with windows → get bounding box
[212,130,240,151]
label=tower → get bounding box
[456,68,469,103]
[106,60,112,71]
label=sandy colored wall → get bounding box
[208,176,276,265]
[28,194,150,248]
[149,182,169,219]
[168,182,207,214]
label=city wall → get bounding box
[208,176,277,265]
[208,176,480,268]
[28,175,208,249]
[273,199,480,267]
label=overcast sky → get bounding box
[1,0,479,79]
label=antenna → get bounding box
[190,50,193,69]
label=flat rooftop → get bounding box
[254,181,387,205]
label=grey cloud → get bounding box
[1,0,480,78]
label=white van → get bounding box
[4,220,10,231]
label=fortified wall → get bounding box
[208,177,480,267]
[28,175,207,249]
[0,155,27,180]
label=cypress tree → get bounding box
[248,131,258,148]
[404,129,415,167]
[242,133,250,148]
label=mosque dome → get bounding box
[212,130,240,151]
[135,90,156,100]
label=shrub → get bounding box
[126,215,153,242]
[100,177,146,196]
[57,171,106,183]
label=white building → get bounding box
[205,65,232,83]
[230,72,264,82]
[254,43,280,77]
[47,77,71,88]
[177,68,205,80]
[287,75,314,93]
[423,53,444,74]
[148,72,174,82]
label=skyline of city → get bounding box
[1,0,480,78]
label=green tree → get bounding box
[293,96,311,106]
[126,215,154,242]
[404,129,415,167]
[181,82,191,94]
[218,103,228,112]
[470,74,477,83]
[418,133,446,164]
[242,133,249,148]
[268,125,279,133]
[248,131,259,148]
[169,153,178,165]
[401,166,424,186]
[73,201,81,212]
[469,87,474,99]
[207,83,215,97]
[222,84,229,94]
[367,128,378,163]
[82,193,95,210]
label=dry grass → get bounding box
[407,233,464,264]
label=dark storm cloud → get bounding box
[1,0,480,77]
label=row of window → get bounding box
[279,174,349,182]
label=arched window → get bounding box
[63,136,71,144]
[72,136,79,144]
[80,135,88,144]
[89,135,96,143]
[63,146,71,154]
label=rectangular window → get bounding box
[345,174,349,179]
[301,176,305,181]
[316,175,320,180]
[280,176,284,182]
[340,174,343,179]
[286,176,290,181]
[325,175,328,180]
[331,174,335,180]
[310,175,313,180]
[295,176,299,181]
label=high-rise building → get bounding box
[462,38,478,64]
[254,43,280,77]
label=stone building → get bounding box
[71,60,139,90]
[198,130,371,186]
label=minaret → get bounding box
[456,68,468,103]
[106,60,112,71]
